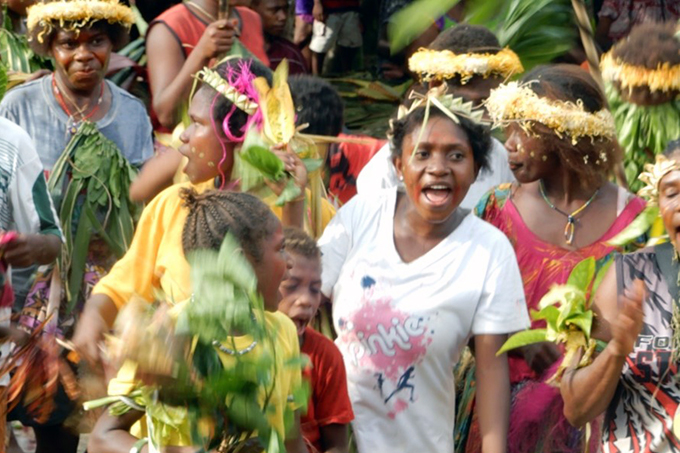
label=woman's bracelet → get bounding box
[130,437,148,453]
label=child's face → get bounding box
[278,252,322,337]
[251,220,291,312]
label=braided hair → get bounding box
[283,227,320,260]
[181,188,276,262]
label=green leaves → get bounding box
[240,143,285,182]
[607,205,658,247]
[0,63,7,102]
[180,233,261,344]
[388,0,461,53]
[607,83,680,192]
[498,257,598,357]
[497,329,547,355]
[466,0,577,70]
[48,122,139,314]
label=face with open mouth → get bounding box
[503,123,558,184]
[659,166,680,250]
[278,253,322,337]
[393,116,477,223]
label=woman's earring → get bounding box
[398,175,404,181]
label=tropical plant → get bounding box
[48,122,139,315]
[497,257,608,384]
[86,234,308,453]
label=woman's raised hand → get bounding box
[196,18,238,60]
[609,279,646,358]
[265,144,309,199]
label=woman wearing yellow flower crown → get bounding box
[561,139,680,452]
[601,21,680,192]
[357,24,521,210]
[462,64,646,453]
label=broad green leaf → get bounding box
[530,305,560,329]
[567,257,596,291]
[538,284,581,310]
[0,63,7,102]
[566,311,594,340]
[606,206,658,247]
[388,0,461,53]
[275,179,302,207]
[592,260,613,297]
[496,329,548,355]
[301,158,324,174]
[240,145,285,181]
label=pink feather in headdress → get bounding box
[220,60,263,142]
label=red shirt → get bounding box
[300,327,354,452]
[328,133,386,205]
[148,4,269,131]
[150,4,269,64]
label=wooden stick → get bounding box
[570,0,605,92]
[300,133,374,146]
[218,0,229,21]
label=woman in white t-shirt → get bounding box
[318,92,530,453]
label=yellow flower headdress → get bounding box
[484,81,616,145]
[638,154,680,206]
[601,50,680,93]
[27,0,134,43]
[408,48,524,84]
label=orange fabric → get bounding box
[300,327,354,452]
[150,4,269,65]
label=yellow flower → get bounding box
[408,48,524,84]
[601,50,680,93]
[638,154,680,205]
[485,81,616,144]
[27,0,134,42]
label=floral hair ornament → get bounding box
[388,84,487,161]
[485,81,617,145]
[27,0,134,43]
[600,49,680,93]
[408,47,524,84]
[638,154,680,206]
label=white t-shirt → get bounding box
[319,189,529,453]
[356,137,514,210]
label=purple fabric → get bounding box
[296,0,314,16]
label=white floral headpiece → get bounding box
[485,81,616,145]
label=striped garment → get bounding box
[0,117,61,386]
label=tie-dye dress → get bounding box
[458,182,646,453]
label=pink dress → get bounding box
[472,182,646,453]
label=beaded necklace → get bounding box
[52,74,105,135]
[538,180,600,246]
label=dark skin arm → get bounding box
[71,293,119,366]
[319,423,349,453]
[284,411,310,453]
[129,148,183,203]
[560,266,645,427]
[88,409,197,453]
[146,18,237,129]
[474,334,511,453]
[4,233,60,267]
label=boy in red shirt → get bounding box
[278,228,354,453]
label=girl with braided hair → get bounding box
[71,56,310,371]
[88,188,309,452]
